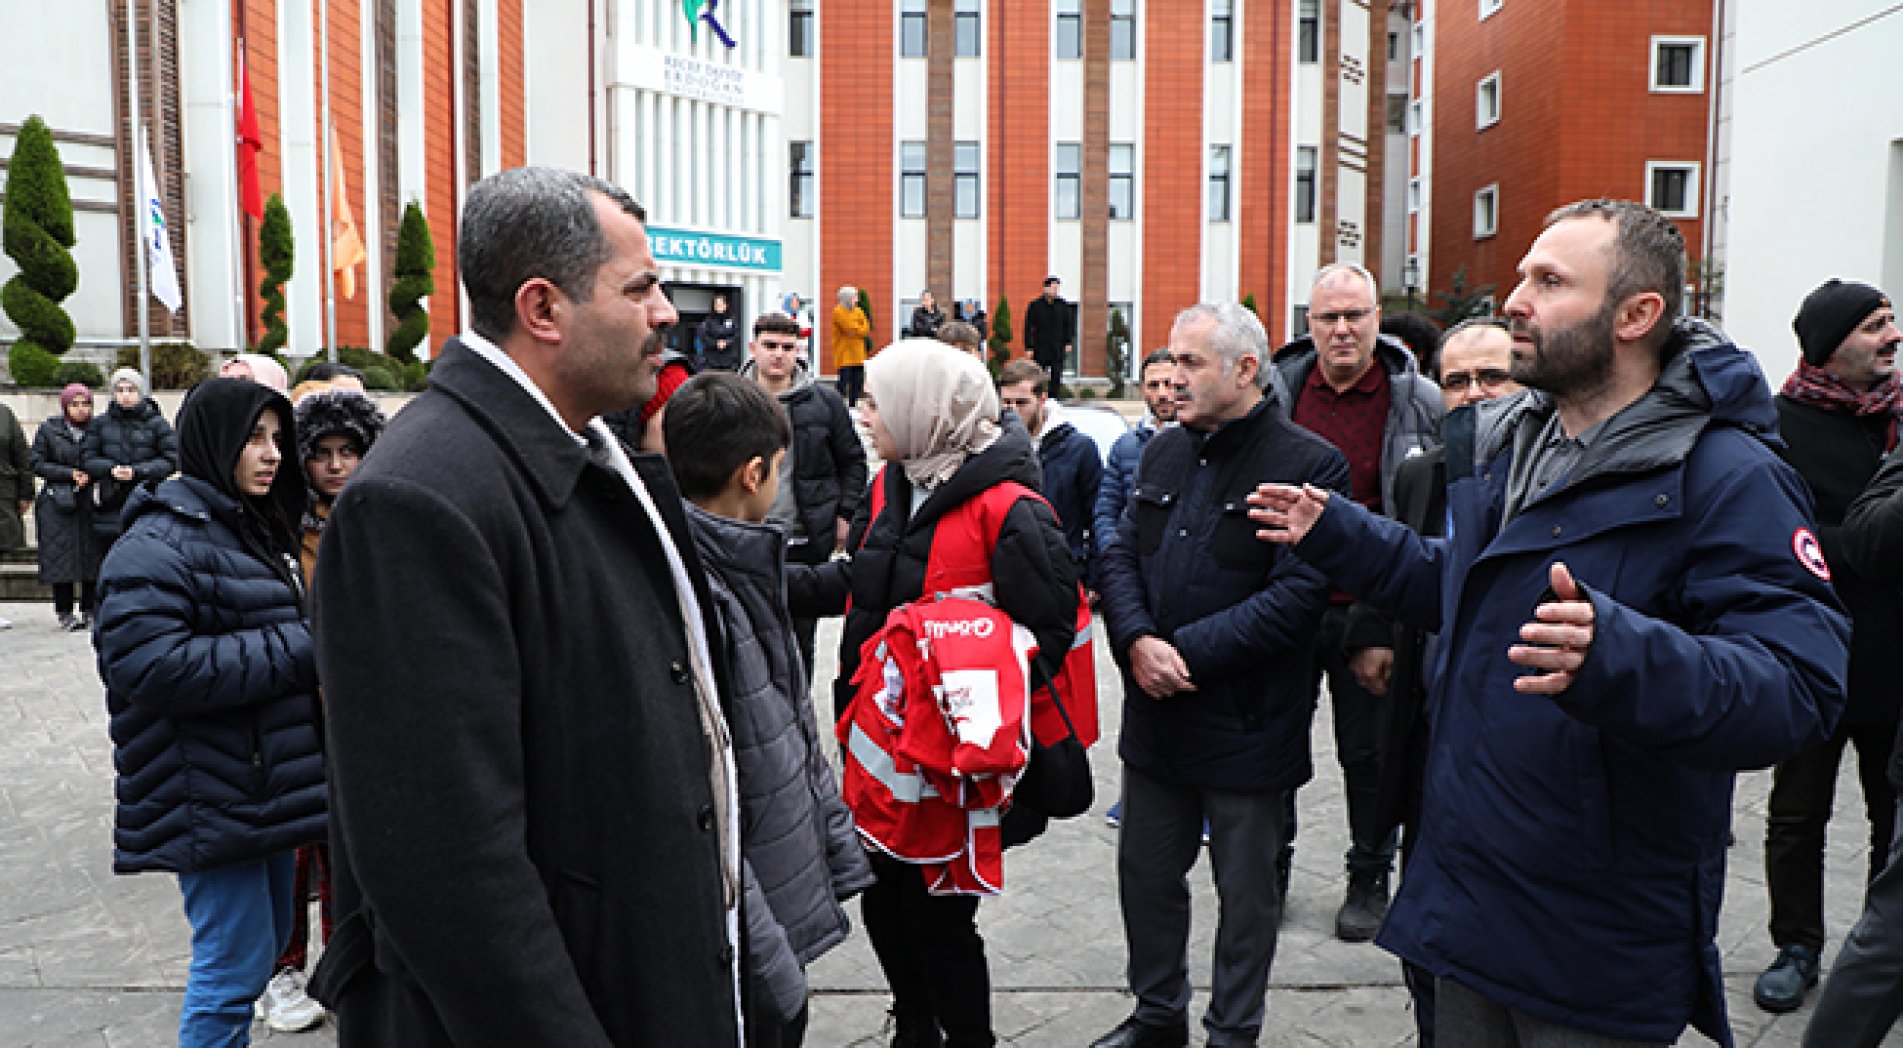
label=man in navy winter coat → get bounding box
[1094,347,1177,560]
[1093,303,1349,1048]
[1252,199,1848,1046]
[999,357,1103,588]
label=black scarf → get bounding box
[176,378,307,588]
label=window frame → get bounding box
[1055,0,1083,59]
[1476,71,1502,130]
[1207,144,1232,223]
[1210,0,1234,63]
[789,140,815,219]
[1473,183,1499,239]
[788,0,814,57]
[900,0,927,58]
[954,140,982,218]
[900,140,928,219]
[955,0,982,57]
[1649,35,1706,93]
[1109,142,1135,220]
[1645,161,1701,219]
[1298,0,1320,63]
[1110,0,1136,60]
[1054,142,1082,221]
[1295,145,1317,224]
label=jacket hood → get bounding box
[293,388,388,463]
[173,378,307,541]
[1273,331,1423,377]
[738,357,818,399]
[1471,316,1777,480]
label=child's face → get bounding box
[739,448,786,523]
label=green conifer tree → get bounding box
[385,201,435,362]
[257,193,295,354]
[2,115,78,386]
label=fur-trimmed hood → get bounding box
[294,389,388,464]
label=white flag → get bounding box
[137,128,183,313]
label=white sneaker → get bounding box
[256,968,325,1032]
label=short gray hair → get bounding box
[1174,303,1269,379]
[837,286,858,306]
[1311,262,1380,302]
[458,166,646,341]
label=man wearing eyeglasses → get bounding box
[742,310,868,675]
[1339,316,1516,1045]
[1271,263,1444,942]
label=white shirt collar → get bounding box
[459,330,591,448]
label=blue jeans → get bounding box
[176,853,297,1047]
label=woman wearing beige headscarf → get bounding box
[833,339,1079,1048]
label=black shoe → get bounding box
[1335,870,1390,943]
[1089,1013,1188,1048]
[56,612,75,631]
[1753,944,1820,1013]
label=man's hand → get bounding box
[1509,561,1596,695]
[834,517,851,554]
[1246,483,1332,545]
[111,465,134,483]
[1348,646,1394,697]
[1129,635,1196,699]
[71,470,89,489]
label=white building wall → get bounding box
[1412,3,1434,297]
[277,0,323,353]
[525,0,598,172]
[1049,57,1085,288]
[1201,43,1237,302]
[1332,0,1368,274]
[1723,2,1903,384]
[1288,14,1326,323]
[1110,46,1143,347]
[179,0,247,352]
[1380,5,1410,293]
[608,0,787,333]
[0,2,124,352]
[952,46,987,305]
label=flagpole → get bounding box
[227,29,248,350]
[319,0,338,363]
[127,0,151,389]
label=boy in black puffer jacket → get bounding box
[94,378,326,1048]
[663,372,873,1048]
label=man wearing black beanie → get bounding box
[1753,277,1903,1015]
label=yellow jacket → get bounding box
[832,305,871,368]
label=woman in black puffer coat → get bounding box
[94,378,326,1047]
[31,384,103,628]
[82,368,178,543]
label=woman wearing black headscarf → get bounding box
[93,378,327,1047]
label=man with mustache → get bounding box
[1250,199,1848,1045]
[1750,279,1903,1015]
[1271,263,1444,942]
[309,167,742,1046]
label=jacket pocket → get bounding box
[1210,499,1274,573]
[1132,485,1173,556]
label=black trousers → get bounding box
[1765,716,1898,952]
[837,366,866,407]
[861,854,993,1047]
[1306,604,1398,875]
[51,581,96,616]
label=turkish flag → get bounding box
[237,48,263,220]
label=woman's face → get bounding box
[65,394,94,424]
[113,382,141,410]
[234,411,284,497]
[860,395,899,461]
[921,292,935,310]
[305,433,363,500]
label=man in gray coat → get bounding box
[310,167,742,1046]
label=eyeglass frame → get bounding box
[1439,367,1514,393]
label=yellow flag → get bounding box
[329,126,367,300]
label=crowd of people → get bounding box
[7,163,1898,1048]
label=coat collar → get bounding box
[428,338,597,511]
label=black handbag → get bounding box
[1011,680,1094,819]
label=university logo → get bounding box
[682,0,736,48]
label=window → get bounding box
[900,0,927,57]
[1293,305,1310,338]
[1650,36,1706,93]
[1476,71,1501,129]
[1299,0,1319,63]
[1210,0,1233,62]
[1473,184,1498,239]
[1409,99,1424,136]
[1388,31,1399,60]
[1110,0,1136,60]
[1480,0,1502,18]
[900,141,927,218]
[955,141,981,218]
[1411,21,1424,55]
[1056,0,1082,59]
[1408,177,1421,214]
[789,141,814,218]
[1054,143,1081,220]
[789,0,814,57]
[956,0,981,57]
[1645,161,1700,218]
[1386,93,1408,133]
[1207,145,1231,222]
[1295,146,1317,223]
[1109,143,1134,220]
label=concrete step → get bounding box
[2,557,51,602]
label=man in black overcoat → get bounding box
[309,167,742,1047]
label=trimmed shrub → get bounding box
[115,342,213,388]
[987,296,1013,380]
[294,345,426,392]
[2,115,79,380]
[385,201,435,362]
[52,360,105,388]
[258,194,295,354]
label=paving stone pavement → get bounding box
[2,598,1897,1046]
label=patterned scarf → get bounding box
[1781,362,1903,453]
